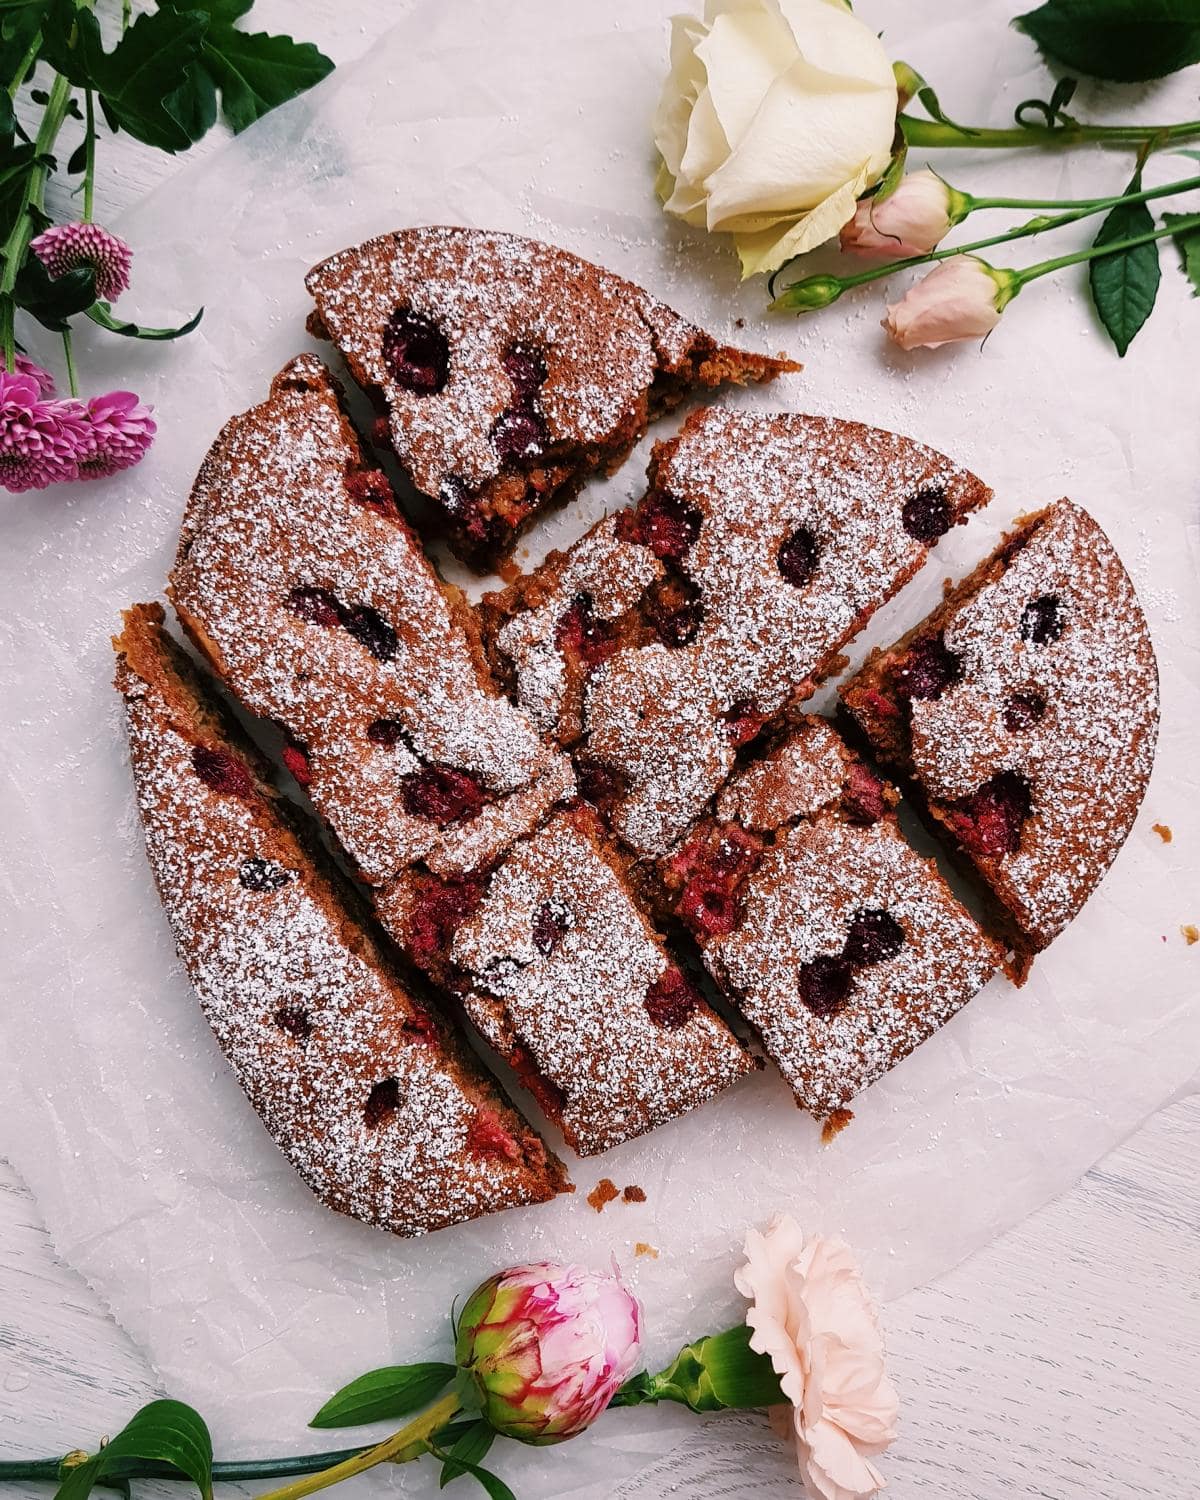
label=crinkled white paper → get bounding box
[1,2,1197,1495]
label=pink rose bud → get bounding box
[883,255,1019,351]
[455,1261,642,1444]
[840,169,967,259]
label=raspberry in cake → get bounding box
[657,715,1001,1119]
[113,604,568,1236]
[839,499,1159,977]
[304,227,798,569]
[169,355,574,892]
[483,404,992,856]
[379,803,756,1156]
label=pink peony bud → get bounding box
[30,221,132,302]
[841,169,967,259]
[882,255,1019,351]
[455,1261,642,1444]
[77,390,156,479]
[0,369,90,491]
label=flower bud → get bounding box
[454,1262,642,1445]
[882,255,1019,350]
[840,169,969,259]
[770,274,846,314]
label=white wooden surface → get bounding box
[4,6,1197,1495]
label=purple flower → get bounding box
[0,369,90,491]
[14,353,55,397]
[77,391,156,479]
[30,221,132,302]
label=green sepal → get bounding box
[614,1325,784,1414]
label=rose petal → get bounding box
[733,165,870,275]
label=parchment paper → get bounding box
[1,1,1197,1494]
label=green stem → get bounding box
[0,1446,376,1485]
[61,326,77,395]
[900,113,1200,151]
[252,1392,461,1500]
[773,172,1200,307]
[1016,211,1200,286]
[7,29,41,99]
[82,88,96,223]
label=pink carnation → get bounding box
[0,369,90,491]
[30,221,132,302]
[77,391,156,479]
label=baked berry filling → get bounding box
[399,766,488,826]
[286,586,342,628]
[363,1077,400,1128]
[723,698,767,747]
[951,769,1033,859]
[575,759,629,813]
[381,308,449,395]
[509,1045,568,1121]
[895,633,963,701]
[342,604,398,662]
[491,406,546,464]
[344,468,399,519]
[406,872,485,961]
[192,746,254,799]
[366,718,411,748]
[901,486,951,544]
[502,344,547,400]
[842,762,887,824]
[555,593,617,670]
[798,955,854,1019]
[532,899,573,956]
[281,742,312,787]
[842,908,906,966]
[273,1005,312,1039]
[618,490,702,562]
[644,967,701,1029]
[671,824,764,940]
[1003,692,1046,733]
[643,571,704,647]
[238,857,291,892]
[777,525,819,587]
[1020,594,1064,645]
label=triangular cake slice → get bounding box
[305,227,798,569]
[482,405,992,858]
[655,715,1003,1122]
[114,605,569,1235]
[839,500,1159,978]
[169,356,573,892]
[379,803,756,1156]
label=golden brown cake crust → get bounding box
[114,604,569,1236]
[305,226,798,568]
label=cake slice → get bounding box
[169,356,573,893]
[379,804,756,1156]
[656,716,1003,1121]
[839,500,1159,977]
[114,604,568,1236]
[305,226,798,569]
[482,405,992,857]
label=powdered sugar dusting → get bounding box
[716,718,846,829]
[170,355,572,883]
[904,499,1159,946]
[451,810,754,1155]
[117,630,563,1236]
[712,815,1000,1117]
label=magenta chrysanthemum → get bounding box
[0,370,90,491]
[14,353,55,397]
[30,221,133,302]
[77,390,156,479]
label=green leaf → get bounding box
[1015,0,1200,83]
[199,27,334,133]
[1088,169,1161,356]
[0,0,45,86]
[310,1363,457,1429]
[86,300,204,339]
[53,1400,212,1500]
[1163,211,1200,296]
[49,6,212,153]
[426,1445,515,1500]
[439,1421,494,1488]
[13,257,96,330]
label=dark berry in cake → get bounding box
[287,586,342,628]
[895,634,962,701]
[492,407,546,464]
[723,699,767,747]
[381,308,449,394]
[405,873,485,962]
[467,1108,522,1162]
[555,593,617,669]
[643,572,704,647]
[532,899,572,956]
[239,857,291,892]
[777,525,819,587]
[619,490,702,562]
[502,344,546,400]
[344,469,399,519]
[902,486,952,544]
[281,743,312,787]
[842,762,887,824]
[366,718,410,748]
[363,1077,400,1128]
[400,767,488,826]
[644,968,701,1030]
[842,908,906,967]
[951,770,1032,858]
[798,955,854,1019]
[342,605,398,662]
[1020,594,1064,645]
[1003,692,1046,733]
[192,746,254,799]
[274,1005,313,1039]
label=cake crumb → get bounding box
[1153,823,1173,843]
[1182,924,1198,946]
[821,1107,854,1143]
[587,1178,619,1212]
[634,1241,659,1259]
[622,1184,646,1203]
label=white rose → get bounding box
[654,0,898,277]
